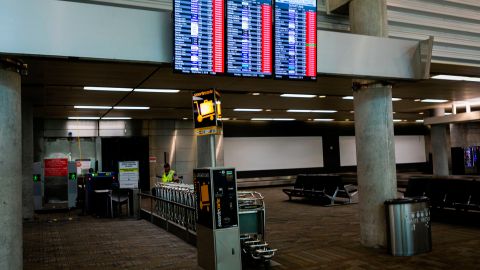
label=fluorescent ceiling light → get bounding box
[134,89,180,93]
[251,118,295,121]
[287,109,337,113]
[68,117,100,120]
[414,99,421,102]
[416,120,424,123]
[313,119,334,121]
[251,92,260,96]
[445,112,452,115]
[393,119,403,122]
[234,108,263,112]
[342,96,354,100]
[280,94,316,98]
[74,105,112,109]
[421,99,449,103]
[392,98,402,101]
[319,95,326,98]
[182,118,188,120]
[84,86,132,92]
[220,118,230,121]
[113,106,150,110]
[431,75,480,82]
[102,117,132,120]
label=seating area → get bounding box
[406,177,480,212]
[282,174,358,205]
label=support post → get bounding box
[430,108,450,176]
[350,0,397,248]
[0,64,23,270]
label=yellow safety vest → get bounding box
[162,170,176,183]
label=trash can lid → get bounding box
[384,196,429,205]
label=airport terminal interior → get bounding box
[1,0,480,269]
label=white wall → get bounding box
[339,135,426,166]
[224,137,323,171]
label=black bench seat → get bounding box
[283,174,357,205]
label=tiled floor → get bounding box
[24,187,480,269]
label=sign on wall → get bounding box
[75,159,91,175]
[192,89,223,136]
[44,158,68,177]
[118,161,139,189]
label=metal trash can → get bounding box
[384,197,432,256]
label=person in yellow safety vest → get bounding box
[162,163,178,183]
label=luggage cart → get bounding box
[238,191,277,264]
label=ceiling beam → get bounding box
[424,111,480,125]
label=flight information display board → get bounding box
[274,0,317,80]
[226,0,273,77]
[174,0,224,74]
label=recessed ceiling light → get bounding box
[220,118,230,121]
[350,111,355,114]
[414,99,421,102]
[182,117,188,120]
[416,120,424,123]
[265,109,272,112]
[84,86,132,92]
[431,75,480,82]
[287,109,337,113]
[68,117,101,120]
[421,99,449,103]
[419,112,424,115]
[251,118,295,121]
[113,106,150,110]
[102,117,132,120]
[393,119,403,122]
[251,92,260,96]
[445,112,452,115]
[74,105,112,109]
[319,95,326,98]
[234,108,263,112]
[392,98,402,101]
[313,119,334,121]
[342,96,354,100]
[134,89,180,93]
[280,94,316,98]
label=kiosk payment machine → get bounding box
[194,168,241,270]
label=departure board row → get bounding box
[173,0,316,80]
[274,0,316,80]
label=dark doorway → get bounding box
[322,135,340,172]
[101,137,150,192]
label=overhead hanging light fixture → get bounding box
[280,94,316,98]
[84,86,132,92]
[113,106,150,110]
[134,89,180,93]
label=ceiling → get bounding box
[20,56,480,122]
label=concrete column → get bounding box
[431,108,450,176]
[350,0,397,248]
[22,99,34,220]
[0,68,23,269]
[196,135,224,168]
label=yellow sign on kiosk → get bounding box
[192,89,222,136]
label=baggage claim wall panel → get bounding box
[339,135,427,167]
[224,136,324,171]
